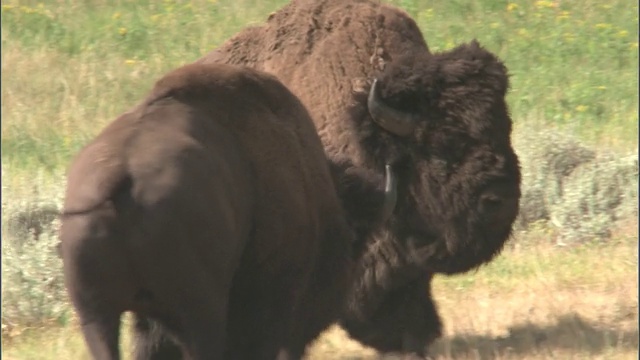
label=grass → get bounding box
[397,0,639,149]
[2,221,638,359]
[309,221,639,360]
[1,0,638,175]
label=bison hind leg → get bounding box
[79,311,122,360]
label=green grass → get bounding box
[390,0,639,149]
[1,0,638,174]
[1,0,286,173]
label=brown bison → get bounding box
[193,0,522,356]
[59,62,396,359]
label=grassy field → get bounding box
[1,0,638,173]
[1,0,638,359]
[2,222,638,359]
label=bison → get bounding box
[193,0,522,356]
[59,62,397,359]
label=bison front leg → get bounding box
[340,272,443,357]
[399,274,442,358]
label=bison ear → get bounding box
[436,40,510,98]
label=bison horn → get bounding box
[380,164,397,223]
[367,79,417,136]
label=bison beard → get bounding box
[193,0,523,357]
[58,63,381,359]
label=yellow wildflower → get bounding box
[596,86,607,90]
[20,6,36,14]
[595,23,612,30]
[563,33,575,43]
[419,8,434,20]
[557,11,570,20]
[631,42,639,49]
[506,3,518,12]
[124,59,136,65]
[118,27,128,36]
[575,105,588,113]
[490,22,499,29]
[112,12,121,20]
[534,1,555,9]
[617,30,629,38]
[1,4,14,11]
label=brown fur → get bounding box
[59,63,356,359]
[143,0,522,357]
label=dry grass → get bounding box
[308,221,639,360]
[3,222,637,360]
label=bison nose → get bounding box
[478,183,519,226]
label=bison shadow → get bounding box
[421,312,638,360]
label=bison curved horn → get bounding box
[380,164,397,223]
[367,79,417,136]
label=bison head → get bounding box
[340,40,521,355]
[356,40,521,274]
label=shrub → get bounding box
[1,167,70,333]
[550,151,638,243]
[514,128,596,228]
[514,127,638,244]
[1,229,70,333]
